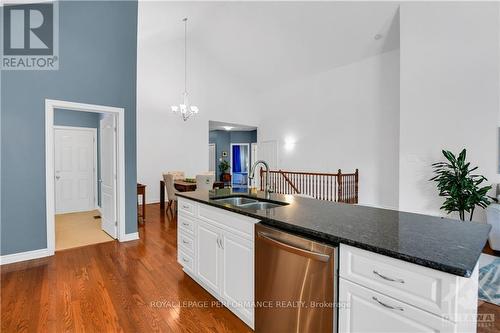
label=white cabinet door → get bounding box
[221,231,254,326]
[339,278,456,333]
[196,220,221,294]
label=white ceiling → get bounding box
[209,120,257,132]
[139,1,400,89]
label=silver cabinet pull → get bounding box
[182,222,189,226]
[182,240,189,244]
[182,205,189,209]
[373,270,405,284]
[372,297,404,311]
[182,257,189,263]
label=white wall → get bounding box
[399,2,500,221]
[256,50,400,209]
[137,14,260,203]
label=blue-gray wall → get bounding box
[1,1,138,255]
[53,109,101,206]
[209,130,257,180]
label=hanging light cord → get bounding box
[183,17,187,94]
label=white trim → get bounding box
[53,126,98,213]
[46,99,128,258]
[0,248,51,265]
[120,232,139,242]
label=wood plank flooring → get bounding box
[1,203,498,332]
[1,204,252,333]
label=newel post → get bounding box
[337,169,342,202]
[355,169,359,204]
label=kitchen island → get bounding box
[175,188,491,332]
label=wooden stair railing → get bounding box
[259,168,358,204]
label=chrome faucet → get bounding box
[249,160,273,198]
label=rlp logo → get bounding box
[3,3,54,56]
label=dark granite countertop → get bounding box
[176,189,491,277]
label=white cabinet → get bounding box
[339,244,478,333]
[221,231,254,323]
[339,279,456,333]
[177,198,259,329]
[196,220,222,294]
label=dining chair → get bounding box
[196,174,215,191]
[163,173,178,213]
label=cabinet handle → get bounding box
[182,222,189,226]
[373,270,405,284]
[182,240,189,244]
[182,205,189,209]
[372,297,404,311]
[182,257,189,263]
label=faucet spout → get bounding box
[249,160,272,198]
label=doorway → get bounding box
[46,99,127,255]
[231,143,250,188]
[208,120,257,188]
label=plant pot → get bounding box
[221,173,231,182]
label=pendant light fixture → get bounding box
[171,17,199,121]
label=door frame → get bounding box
[45,99,127,255]
[53,126,98,212]
[230,143,250,187]
[208,143,216,173]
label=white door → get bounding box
[258,140,277,169]
[250,143,258,188]
[196,220,221,294]
[208,143,216,173]
[339,278,456,333]
[100,115,117,238]
[221,231,254,324]
[55,127,96,213]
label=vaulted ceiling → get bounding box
[139,1,400,89]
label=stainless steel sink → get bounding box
[213,197,258,206]
[212,196,288,210]
[238,202,285,210]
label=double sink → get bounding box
[212,196,288,210]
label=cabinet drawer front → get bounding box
[178,198,196,216]
[339,278,456,333]
[178,250,194,272]
[179,231,195,254]
[178,214,196,234]
[340,244,461,321]
[198,203,257,239]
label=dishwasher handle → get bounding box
[257,232,331,262]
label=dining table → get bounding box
[159,179,224,210]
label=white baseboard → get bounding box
[0,248,53,265]
[120,232,139,242]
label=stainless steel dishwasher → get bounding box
[255,224,338,333]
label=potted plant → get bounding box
[430,149,491,221]
[219,160,231,182]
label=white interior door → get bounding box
[100,114,117,238]
[55,127,96,214]
[209,143,216,173]
[251,143,258,188]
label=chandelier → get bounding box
[171,18,199,121]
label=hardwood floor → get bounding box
[1,203,252,333]
[1,203,498,332]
